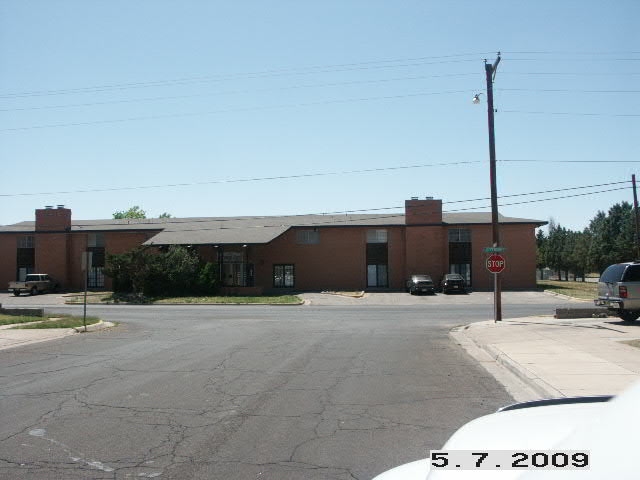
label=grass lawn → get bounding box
[152,295,303,305]
[0,313,101,329]
[538,280,597,300]
[64,292,303,305]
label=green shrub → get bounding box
[105,246,219,297]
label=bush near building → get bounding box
[104,246,218,297]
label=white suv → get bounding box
[595,261,640,321]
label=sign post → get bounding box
[486,253,506,323]
[81,252,93,332]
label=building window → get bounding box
[88,233,105,247]
[87,233,106,288]
[273,264,295,288]
[18,236,34,248]
[222,251,252,287]
[296,229,320,244]
[448,228,471,243]
[366,230,388,287]
[449,229,471,286]
[16,236,35,280]
[367,229,388,244]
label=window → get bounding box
[88,233,105,247]
[87,233,106,288]
[222,251,251,287]
[448,228,471,243]
[16,236,35,280]
[623,265,640,282]
[367,264,388,288]
[296,229,320,244]
[17,236,34,248]
[366,241,389,288]
[367,229,388,243]
[273,264,295,288]
[449,229,471,286]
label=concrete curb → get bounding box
[72,320,116,333]
[451,324,563,399]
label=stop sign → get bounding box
[486,254,506,273]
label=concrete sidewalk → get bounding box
[452,316,640,401]
[0,321,114,351]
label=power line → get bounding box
[501,72,640,76]
[443,186,629,213]
[0,54,490,99]
[501,109,640,118]
[498,88,640,94]
[0,73,479,113]
[503,51,640,55]
[0,89,476,132]
[0,160,481,198]
[57,179,633,229]
[499,159,640,164]
[76,185,632,232]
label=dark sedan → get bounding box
[440,273,466,294]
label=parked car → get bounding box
[440,273,466,294]
[372,381,640,479]
[8,274,58,296]
[594,261,640,321]
[406,275,436,295]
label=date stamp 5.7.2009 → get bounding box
[429,450,590,470]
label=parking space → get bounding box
[0,291,67,307]
[300,290,584,306]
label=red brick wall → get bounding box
[35,208,71,231]
[257,227,369,291]
[35,233,70,286]
[0,235,18,289]
[405,199,443,225]
[404,226,447,282]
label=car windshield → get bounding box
[414,276,432,283]
[446,274,463,280]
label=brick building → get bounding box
[0,199,545,293]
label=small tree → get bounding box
[113,206,147,219]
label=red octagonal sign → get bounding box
[486,254,506,273]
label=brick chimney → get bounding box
[405,197,442,225]
[35,206,72,231]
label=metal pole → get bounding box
[633,174,640,259]
[83,261,88,332]
[485,54,502,322]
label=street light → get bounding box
[474,53,502,323]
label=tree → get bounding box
[587,202,635,273]
[159,212,172,218]
[113,206,147,219]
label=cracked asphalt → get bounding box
[0,298,573,479]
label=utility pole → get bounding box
[485,53,502,322]
[633,174,640,259]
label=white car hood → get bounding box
[373,381,640,480]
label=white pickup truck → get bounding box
[8,274,58,296]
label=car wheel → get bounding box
[13,291,20,297]
[619,310,639,322]
[30,287,38,296]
